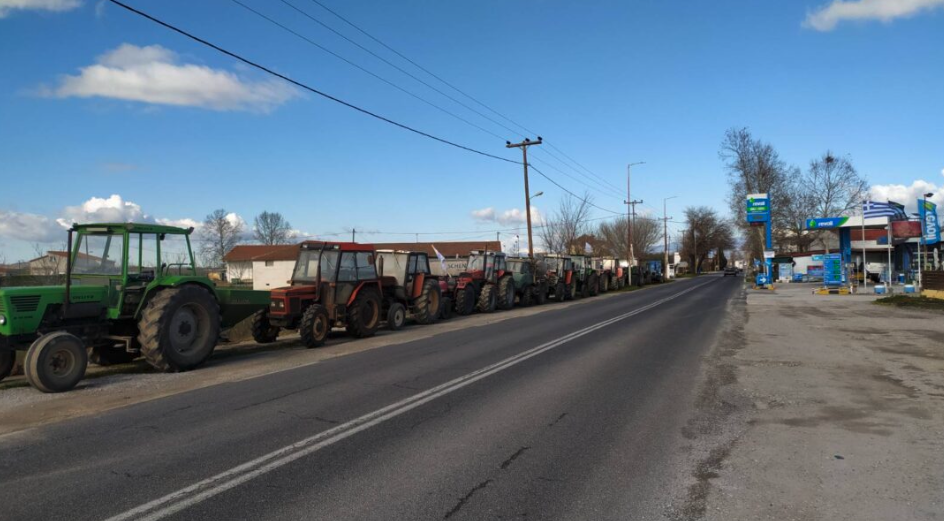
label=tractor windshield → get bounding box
[73,233,124,276]
[467,255,495,272]
[293,250,339,283]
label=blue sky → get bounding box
[1,0,942,261]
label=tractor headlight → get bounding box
[270,299,285,310]
[0,315,6,326]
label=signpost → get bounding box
[747,193,773,285]
[824,253,843,287]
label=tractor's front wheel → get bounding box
[497,276,515,310]
[454,287,475,316]
[250,309,280,344]
[555,282,566,302]
[589,274,599,296]
[439,297,453,320]
[387,302,406,331]
[25,332,88,393]
[138,286,220,373]
[346,289,381,338]
[534,281,548,305]
[519,286,533,307]
[0,350,15,382]
[300,304,330,348]
[477,284,497,313]
[413,280,441,325]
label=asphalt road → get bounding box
[0,275,740,521]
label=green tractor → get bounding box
[570,254,600,298]
[0,223,272,393]
[506,257,547,307]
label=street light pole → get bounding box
[507,137,543,258]
[663,196,678,280]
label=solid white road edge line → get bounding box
[103,278,718,521]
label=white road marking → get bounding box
[104,278,717,521]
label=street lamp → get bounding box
[663,196,678,280]
[530,191,544,200]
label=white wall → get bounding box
[252,260,295,290]
[226,261,253,283]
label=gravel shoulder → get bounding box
[680,283,944,521]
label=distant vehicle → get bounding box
[724,267,738,277]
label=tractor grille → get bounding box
[0,300,4,313]
[11,295,41,313]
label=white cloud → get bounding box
[804,0,944,31]
[869,179,943,213]
[45,44,299,112]
[0,210,64,242]
[156,217,201,230]
[56,194,148,227]
[470,206,542,226]
[0,0,80,18]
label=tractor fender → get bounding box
[412,273,426,299]
[347,280,382,307]
[135,280,218,319]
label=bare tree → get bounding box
[253,211,293,245]
[597,216,661,258]
[721,127,794,259]
[780,172,819,252]
[680,207,734,273]
[199,209,244,268]
[538,193,593,254]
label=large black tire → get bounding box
[138,286,220,373]
[477,284,497,313]
[519,285,533,307]
[413,280,441,325]
[555,282,566,302]
[387,302,406,331]
[580,279,591,299]
[497,276,515,310]
[300,304,330,348]
[89,346,137,366]
[454,287,475,316]
[24,332,88,393]
[566,280,576,301]
[346,288,381,338]
[589,274,599,296]
[439,297,453,320]
[0,350,15,382]
[534,281,548,305]
[600,275,609,293]
[250,309,280,344]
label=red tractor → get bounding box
[541,254,575,302]
[253,242,383,348]
[376,250,444,329]
[453,250,515,314]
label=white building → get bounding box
[223,244,300,290]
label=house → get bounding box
[222,244,300,290]
[27,251,111,276]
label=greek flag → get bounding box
[863,201,908,220]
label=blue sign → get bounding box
[823,253,843,286]
[805,217,850,230]
[755,274,768,286]
[919,199,940,245]
[807,265,824,279]
[746,193,770,223]
[811,255,824,261]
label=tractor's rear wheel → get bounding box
[497,276,515,310]
[555,282,566,302]
[589,274,600,296]
[534,281,548,305]
[250,309,280,344]
[439,297,453,320]
[413,280,441,325]
[0,350,15,382]
[25,332,88,393]
[601,276,609,293]
[346,288,381,338]
[300,304,330,348]
[519,286,533,307]
[454,287,475,316]
[477,284,497,313]
[387,302,406,331]
[138,286,220,373]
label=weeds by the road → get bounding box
[874,295,944,312]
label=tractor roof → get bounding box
[300,241,375,252]
[376,249,426,255]
[72,223,193,234]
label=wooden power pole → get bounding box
[506,137,543,257]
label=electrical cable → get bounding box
[107,0,519,165]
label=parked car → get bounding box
[724,267,738,277]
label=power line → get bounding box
[527,164,624,215]
[228,0,508,142]
[529,155,622,201]
[544,141,624,193]
[107,0,518,165]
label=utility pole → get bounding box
[507,137,542,258]
[352,228,356,242]
[625,162,645,285]
[663,196,678,280]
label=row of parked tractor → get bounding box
[0,223,628,394]
[250,242,629,348]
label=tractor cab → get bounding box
[540,254,574,302]
[463,250,507,284]
[266,242,382,348]
[455,250,514,313]
[375,250,442,327]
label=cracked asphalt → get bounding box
[0,275,740,521]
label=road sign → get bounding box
[805,217,849,230]
[824,253,843,286]
[812,255,824,261]
[763,250,776,259]
[746,193,770,224]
